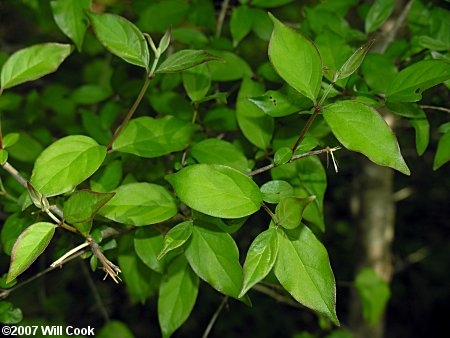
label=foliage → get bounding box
[0,0,448,337]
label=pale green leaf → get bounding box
[30,135,106,197]
[158,221,193,260]
[268,14,322,102]
[274,226,339,325]
[260,180,294,204]
[365,0,394,33]
[99,183,177,226]
[112,116,197,158]
[166,164,262,219]
[7,222,55,283]
[434,130,450,170]
[184,222,243,298]
[51,0,91,51]
[88,12,149,70]
[156,50,222,74]
[182,63,211,102]
[158,255,199,338]
[323,101,410,175]
[240,227,278,297]
[1,43,73,90]
[275,196,316,229]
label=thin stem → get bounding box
[0,112,3,149]
[292,82,335,153]
[1,162,28,188]
[0,250,86,299]
[252,284,303,309]
[262,203,277,223]
[215,0,230,38]
[202,296,228,338]
[79,260,110,322]
[247,147,341,177]
[50,242,90,268]
[106,76,152,151]
[192,102,199,124]
[420,105,450,114]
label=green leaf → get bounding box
[240,227,279,297]
[276,196,316,230]
[134,228,165,273]
[334,40,375,82]
[97,321,135,338]
[63,190,114,236]
[51,0,91,51]
[0,149,7,165]
[182,63,211,102]
[158,255,199,338]
[274,147,292,166]
[70,84,112,104]
[355,268,390,326]
[387,102,429,155]
[137,0,189,33]
[2,133,20,148]
[7,222,56,283]
[208,50,253,81]
[100,182,177,226]
[112,116,197,158]
[118,235,160,303]
[248,86,312,118]
[90,160,122,193]
[230,6,253,46]
[252,0,295,8]
[237,77,274,149]
[158,221,193,260]
[7,132,43,163]
[30,135,106,197]
[433,130,450,170]
[88,12,149,70]
[260,180,294,204]
[274,226,339,325]
[191,139,248,173]
[1,43,73,90]
[365,0,394,33]
[166,164,262,219]
[0,301,23,324]
[156,50,222,74]
[361,53,398,92]
[184,222,243,298]
[386,60,450,102]
[323,101,410,175]
[268,14,322,102]
[1,213,31,256]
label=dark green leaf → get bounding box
[134,228,165,273]
[97,321,135,338]
[365,0,394,33]
[166,164,262,219]
[51,0,91,51]
[88,12,149,70]
[276,196,315,229]
[1,43,73,90]
[156,50,222,74]
[112,116,197,158]
[230,6,253,46]
[274,226,339,325]
[0,301,23,324]
[158,255,199,338]
[240,227,278,297]
[158,221,193,260]
[252,0,295,8]
[0,149,7,165]
[361,53,398,92]
[191,139,248,173]
[260,180,294,204]
[268,14,322,102]
[184,222,243,299]
[323,101,410,175]
[90,160,122,192]
[208,50,253,81]
[7,222,56,283]
[355,268,390,326]
[2,133,20,148]
[386,60,450,102]
[70,84,111,104]
[30,135,106,197]
[100,183,177,226]
[1,213,30,256]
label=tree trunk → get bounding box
[349,162,395,338]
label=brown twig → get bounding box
[215,0,230,39]
[247,146,341,176]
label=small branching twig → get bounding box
[248,147,341,176]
